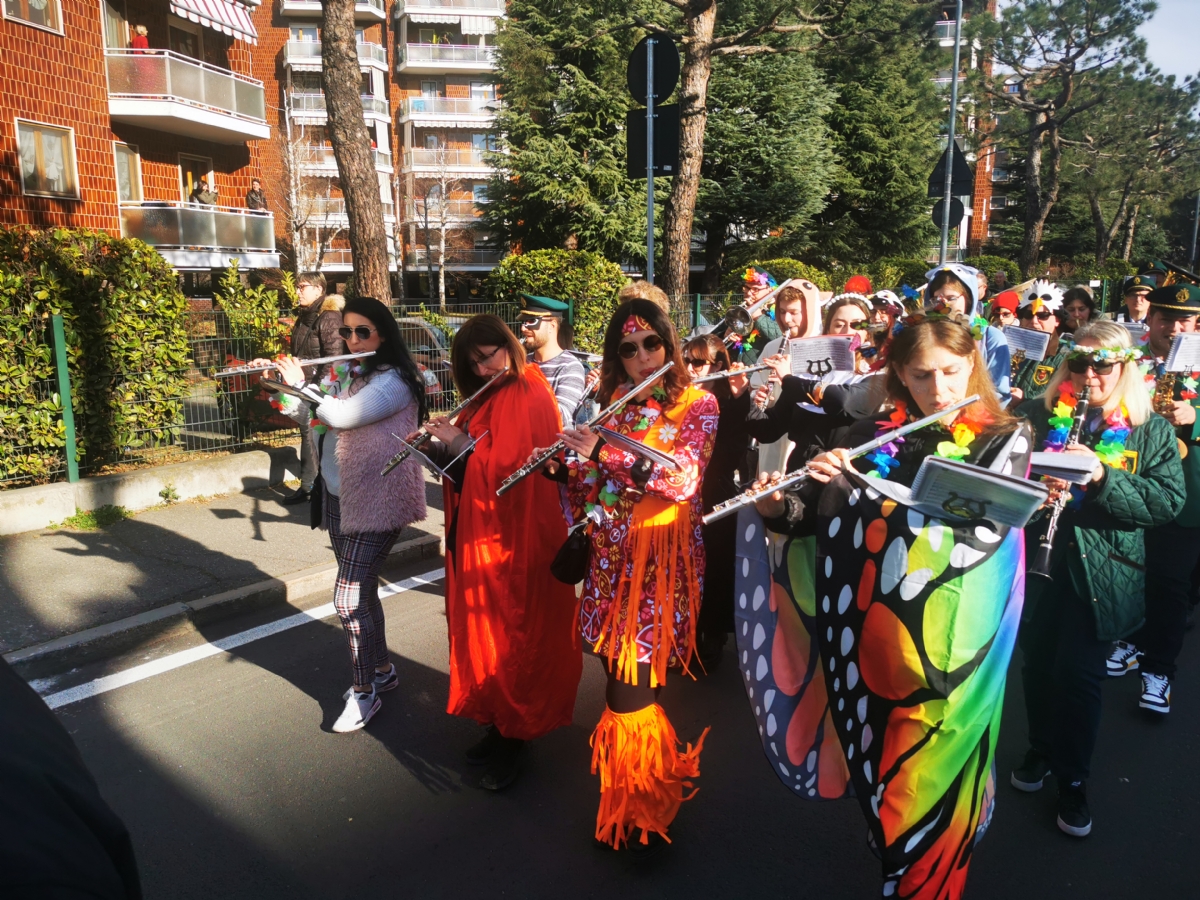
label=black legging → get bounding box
[604,661,661,714]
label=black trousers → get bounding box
[697,514,736,636]
[1135,521,1200,679]
[1020,586,1109,784]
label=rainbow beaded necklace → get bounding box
[1043,384,1131,470]
[863,400,985,479]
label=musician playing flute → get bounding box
[1012,320,1182,838]
[535,299,717,857]
[415,315,581,792]
[1105,284,1200,714]
[1010,281,1068,402]
[748,317,1031,899]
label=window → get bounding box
[291,26,318,41]
[102,0,127,48]
[424,134,440,149]
[418,28,434,43]
[179,154,213,202]
[989,195,1006,210]
[992,168,1010,183]
[421,80,440,97]
[3,0,62,33]
[114,143,142,203]
[471,133,496,151]
[169,23,201,59]
[469,82,495,101]
[16,120,77,198]
[472,183,488,203]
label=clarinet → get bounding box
[1027,384,1091,581]
[495,361,675,496]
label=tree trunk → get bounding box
[322,0,389,300]
[1122,203,1140,261]
[1089,176,1133,266]
[700,217,727,294]
[1019,111,1064,277]
[661,2,717,301]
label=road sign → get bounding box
[626,104,679,177]
[627,35,680,105]
[928,141,973,198]
[932,198,966,229]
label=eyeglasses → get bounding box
[684,356,713,367]
[618,334,664,359]
[1066,357,1118,376]
[338,325,376,340]
[470,346,505,368]
[518,316,545,330]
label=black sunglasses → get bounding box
[338,325,376,340]
[1066,356,1117,375]
[1020,309,1056,321]
[685,356,713,367]
[519,316,545,330]
[618,334,664,359]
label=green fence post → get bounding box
[692,293,701,332]
[51,313,79,483]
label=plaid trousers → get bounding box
[324,491,400,686]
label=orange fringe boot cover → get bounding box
[590,702,710,848]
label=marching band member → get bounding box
[539,299,718,856]
[987,289,1020,328]
[750,316,1030,899]
[420,314,581,791]
[1105,284,1200,714]
[517,293,588,426]
[270,297,429,733]
[925,263,1013,404]
[1012,320,1183,838]
[1062,285,1096,332]
[735,266,785,363]
[1116,274,1156,324]
[1011,281,1069,402]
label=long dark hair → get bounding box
[450,313,526,396]
[343,296,428,424]
[598,299,690,406]
[682,333,731,399]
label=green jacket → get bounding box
[1018,399,1186,640]
[738,314,783,364]
[1013,344,1067,401]
[1143,365,1200,527]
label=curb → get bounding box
[4,532,444,680]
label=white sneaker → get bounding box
[1106,640,1141,677]
[1139,672,1171,714]
[333,687,381,733]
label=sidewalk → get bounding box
[0,475,445,674]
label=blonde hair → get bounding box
[1042,319,1151,426]
[617,280,670,313]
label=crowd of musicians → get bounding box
[253,259,1200,898]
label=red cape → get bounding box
[444,366,582,740]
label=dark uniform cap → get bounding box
[1147,283,1200,316]
[1124,274,1157,294]
[1140,260,1170,276]
[518,293,570,316]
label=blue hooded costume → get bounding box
[925,263,1012,405]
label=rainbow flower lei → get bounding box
[1044,384,1131,470]
[863,400,985,479]
[267,360,361,434]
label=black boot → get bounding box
[479,737,524,791]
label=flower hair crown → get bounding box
[900,310,987,341]
[1063,344,1143,364]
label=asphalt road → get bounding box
[49,557,1200,899]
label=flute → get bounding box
[691,363,772,384]
[380,370,506,476]
[496,361,675,496]
[214,351,375,378]
[1026,384,1091,581]
[702,393,981,524]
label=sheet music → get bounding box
[1165,332,1200,373]
[909,457,1048,529]
[788,336,855,379]
[1001,325,1051,362]
[1117,320,1150,341]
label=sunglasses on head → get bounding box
[618,333,664,359]
[684,356,713,367]
[338,325,376,340]
[1066,356,1117,375]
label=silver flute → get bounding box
[496,361,676,496]
[691,363,772,384]
[702,393,981,524]
[381,370,506,476]
[214,351,375,378]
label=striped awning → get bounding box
[407,12,460,24]
[170,0,258,45]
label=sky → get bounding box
[1138,0,1200,82]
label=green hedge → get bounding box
[963,255,1022,288]
[0,227,188,484]
[720,258,834,295]
[486,249,626,352]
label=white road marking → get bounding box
[40,567,446,710]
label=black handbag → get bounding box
[550,521,590,584]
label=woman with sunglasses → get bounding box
[269,297,429,734]
[1011,282,1069,402]
[535,299,718,856]
[416,314,581,792]
[746,316,1031,900]
[683,333,753,671]
[1011,320,1183,838]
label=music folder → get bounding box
[596,428,680,471]
[909,457,1048,529]
[1165,332,1200,373]
[389,433,456,484]
[1028,451,1100,485]
[1001,325,1051,362]
[788,336,856,379]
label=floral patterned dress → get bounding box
[567,383,719,686]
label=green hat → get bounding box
[1140,260,1170,276]
[1148,283,1200,316]
[518,293,569,317]
[1124,274,1156,295]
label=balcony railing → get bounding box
[283,0,386,17]
[119,202,275,252]
[407,248,504,266]
[289,92,390,117]
[404,199,482,219]
[396,0,503,11]
[105,49,266,124]
[403,148,488,168]
[400,43,496,65]
[933,20,959,40]
[400,96,498,117]
[284,40,388,68]
[303,146,394,171]
[308,197,396,218]
[308,248,398,268]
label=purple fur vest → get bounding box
[334,370,427,535]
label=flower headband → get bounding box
[1064,344,1142,364]
[622,314,654,336]
[901,310,987,341]
[742,266,777,289]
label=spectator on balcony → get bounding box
[130,24,149,53]
[245,179,267,212]
[189,178,218,206]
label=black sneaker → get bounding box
[478,738,523,791]
[465,725,503,766]
[1010,749,1052,792]
[281,488,311,506]
[1057,781,1092,837]
[696,632,727,674]
[627,829,669,862]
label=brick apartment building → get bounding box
[1,0,504,296]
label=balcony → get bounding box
[406,248,503,269]
[105,50,269,144]
[301,146,394,174]
[308,197,397,220]
[308,247,399,271]
[403,199,482,222]
[283,40,389,72]
[402,148,490,173]
[398,95,499,125]
[288,92,391,123]
[282,0,387,21]
[396,43,496,75]
[395,0,504,13]
[120,202,279,269]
